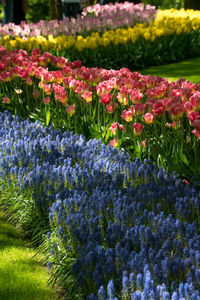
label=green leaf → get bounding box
[46,107,51,126]
[179,148,188,165]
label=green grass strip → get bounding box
[0,210,62,300]
[139,57,200,84]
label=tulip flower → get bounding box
[131,103,146,116]
[192,129,200,139]
[117,91,128,106]
[109,122,125,135]
[192,119,200,132]
[152,102,165,116]
[82,91,92,103]
[141,139,146,148]
[26,76,33,85]
[106,105,114,113]
[132,123,144,136]
[109,138,118,147]
[180,88,192,102]
[187,111,200,126]
[43,84,53,95]
[165,121,181,130]
[162,98,171,109]
[190,91,200,110]
[99,93,112,105]
[182,179,189,184]
[129,89,143,104]
[154,84,168,98]
[42,96,51,104]
[66,104,76,116]
[121,110,133,122]
[184,101,194,114]
[14,89,23,94]
[2,96,11,104]
[168,105,184,121]
[142,112,154,124]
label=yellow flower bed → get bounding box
[1,9,200,52]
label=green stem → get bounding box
[194,138,199,176]
[98,100,100,131]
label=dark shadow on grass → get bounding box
[0,234,29,250]
[0,215,31,250]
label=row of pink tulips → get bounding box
[0,47,200,179]
[0,2,156,37]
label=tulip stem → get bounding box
[194,138,199,175]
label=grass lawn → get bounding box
[0,210,62,300]
[139,57,200,84]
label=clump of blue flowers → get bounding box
[1,110,200,299]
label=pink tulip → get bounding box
[42,96,50,104]
[190,91,200,110]
[109,138,118,147]
[152,102,165,116]
[121,110,133,122]
[99,93,112,105]
[106,105,114,113]
[109,122,125,135]
[192,129,200,139]
[141,139,146,148]
[66,104,76,116]
[165,121,181,130]
[129,89,143,104]
[168,104,184,121]
[132,123,144,136]
[133,103,146,116]
[43,84,52,95]
[142,112,154,124]
[184,102,194,114]
[2,96,11,104]
[82,91,92,103]
[187,111,200,125]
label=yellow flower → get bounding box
[1,8,200,53]
[102,37,110,47]
[14,89,23,94]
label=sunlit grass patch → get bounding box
[0,211,62,300]
[140,56,200,84]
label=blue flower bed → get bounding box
[1,110,200,299]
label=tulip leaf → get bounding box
[46,107,50,126]
[179,148,188,165]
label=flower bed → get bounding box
[0,2,156,38]
[1,110,200,299]
[1,48,200,181]
[1,9,200,69]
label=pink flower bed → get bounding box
[0,47,199,136]
[0,2,156,37]
[1,47,200,178]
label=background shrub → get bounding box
[25,0,50,22]
[143,0,185,9]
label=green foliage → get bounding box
[57,30,200,71]
[0,180,49,244]
[40,230,83,300]
[0,181,83,299]
[0,4,3,23]
[143,0,185,9]
[25,0,50,23]
[185,0,200,10]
